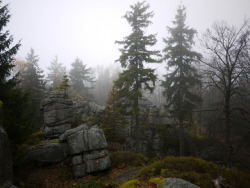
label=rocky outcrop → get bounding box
[41,91,73,139]
[1,181,18,188]
[26,123,111,178]
[0,125,13,185]
[162,178,200,188]
[73,101,105,122]
[121,99,173,155]
[60,124,111,178]
[26,142,69,164]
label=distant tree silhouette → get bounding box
[162,5,202,156]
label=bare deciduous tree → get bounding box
[201,20,250,164]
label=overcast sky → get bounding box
[5,0,250,73]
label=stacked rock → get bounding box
[59,124,111,177]
[41,91,73,139]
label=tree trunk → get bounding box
[179,117,184,156]
[225,97,232,166]
[135,113,139,153]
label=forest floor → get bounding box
[114,167,141,184]
[22,164,142,188]
[18,154,250,188]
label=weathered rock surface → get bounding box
[26,142,68,163]
[61,124,107,155]
[26,124,110,178]
[121,99,174,155]
[86,155,111,173]
[73,164,86,178]
[0,125,13,185]
[59,123,89,142]
[73,101,105,122]
[41,91,73,138]
[1,181,18,188]
[71,149,111,176]
[61,124,110,177]
[162,178,200,188]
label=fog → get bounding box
[5,0,250,72]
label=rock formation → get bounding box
[26,123,111,178]
[26,142,68,164]
[161,178,200,188]
[41,91,73,138]
[121,99,173,155]
[60,124,111,177]
[73,101,105,122]
[0,123,13,185]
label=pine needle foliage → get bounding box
[55,74,70,94]
[161,5,202,156]
[0,1,35,144]
[101,84,128,144]
[47,56,66,89]
[0,1,20,99]
[115,1,161,153]
[69,58,94,101]
[19,48,45,106]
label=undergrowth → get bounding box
[110,151,149,169]
[137,156,250,188]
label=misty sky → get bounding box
[5,0,250,73]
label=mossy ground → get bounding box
[16,133,250,188]
[17,153,250,188]
[138,156,250,188]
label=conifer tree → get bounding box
[0,2,20,101]
[101,84,128,144]
[47,56,66,88]
[20,48,45,102]
[55,74,70,93]
[69,57,94,100]
[0,1,35,144]
[161,5,202,156]
[115,1,161,153]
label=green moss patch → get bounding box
[138,156,250,188]
[120,179,139,188]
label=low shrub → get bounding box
[148,177,164,187]
[107,142,122,151]
[21,131,44,147]
[137,156,250,188]
[120,179,139,188]
[120,177,166,188]
[110,151,148,169]
[69,175,119,188]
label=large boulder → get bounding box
[60,124,107,155]
[162,178,200,188]
[27,123,110,178]
[60,124,110,178]
[0,125,13,185]
[41,91,73,138]
[26,142,69,163]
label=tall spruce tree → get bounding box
[161,5,202,156]
[0,2,20,101]
[115,1,161,153]
[47,56,66,89]
[101,84,128,144]
[20,48,45,104]
[69,58,94,100]
[0,1,35,144]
